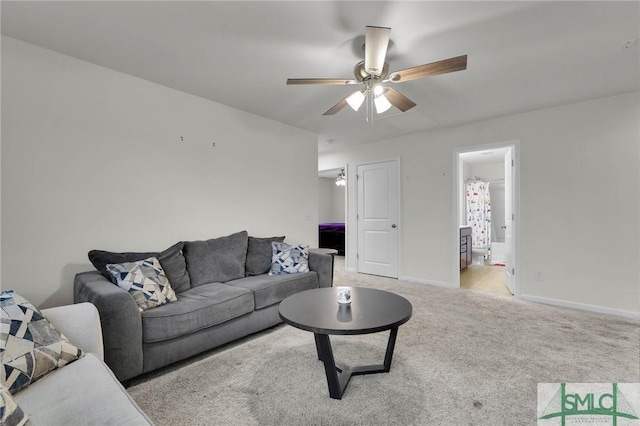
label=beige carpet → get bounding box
[126,261,639,425]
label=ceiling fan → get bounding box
[287,26,467,120]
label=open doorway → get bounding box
[318,167,347,258]
[455,142,520,296]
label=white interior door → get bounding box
[504,148,515,294]
[357,160,399,278]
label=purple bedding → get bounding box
[319,222,345,232]
[319,223,345,255]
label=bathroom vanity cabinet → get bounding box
[460,226,472,270]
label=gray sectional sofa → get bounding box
[74,231,333,381]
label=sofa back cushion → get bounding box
[88,242,191,294]
[245,236,285,276]
[183,231,249,286]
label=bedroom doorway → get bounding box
[318,167,347,258]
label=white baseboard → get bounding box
[350,271,639,320]
[520,295,640,320]
[398,275,457,289]
[345,267,357,273]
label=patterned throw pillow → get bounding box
[0,386,31,425]
[106,257,178,312]
[1,290,84,395]
[269,242,310,275]
[88,241,191,294]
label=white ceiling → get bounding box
[460,147,509,165]
[2,1,639,153]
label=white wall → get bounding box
[0,48,2,284]
[1,37,319,308]
[320,91,640,316]
[470,162,503,182]
[318,178,333,223]
[331,182,346,223]
[318,177,345,223]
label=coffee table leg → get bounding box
[313,327,400,399]
[314,333,348,399]
[383,326,399,371]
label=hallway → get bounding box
[460,264,511,296]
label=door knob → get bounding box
[391,224,397,228]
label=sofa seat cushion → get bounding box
[141,283,254,343]
[14,353,152,425]
[226,272,319,310]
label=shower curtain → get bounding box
[466,181,491,258]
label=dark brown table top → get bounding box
[279,287,412,335]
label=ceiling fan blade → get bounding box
[323,97,350,116]
[287,78,358,85]
[384,87,417,112]
[388,55,467,83]
[364,26,391,76]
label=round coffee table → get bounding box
[279,287,412,399]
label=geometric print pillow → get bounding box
[106,257,177,312]
[268,242,310,275]
[1,385,32,425]
[1,290,84,395]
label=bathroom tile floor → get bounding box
[460,263,512,296]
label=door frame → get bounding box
[453,141,521,297]
[355,157,402,278]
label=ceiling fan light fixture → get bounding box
[346,90,366,111]
[335,169,346,186]
[286,25,467,121]
[374,93,392,114]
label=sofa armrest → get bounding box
[74,271,143,381]
[42,303,104,360]
[309,251,333,288]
